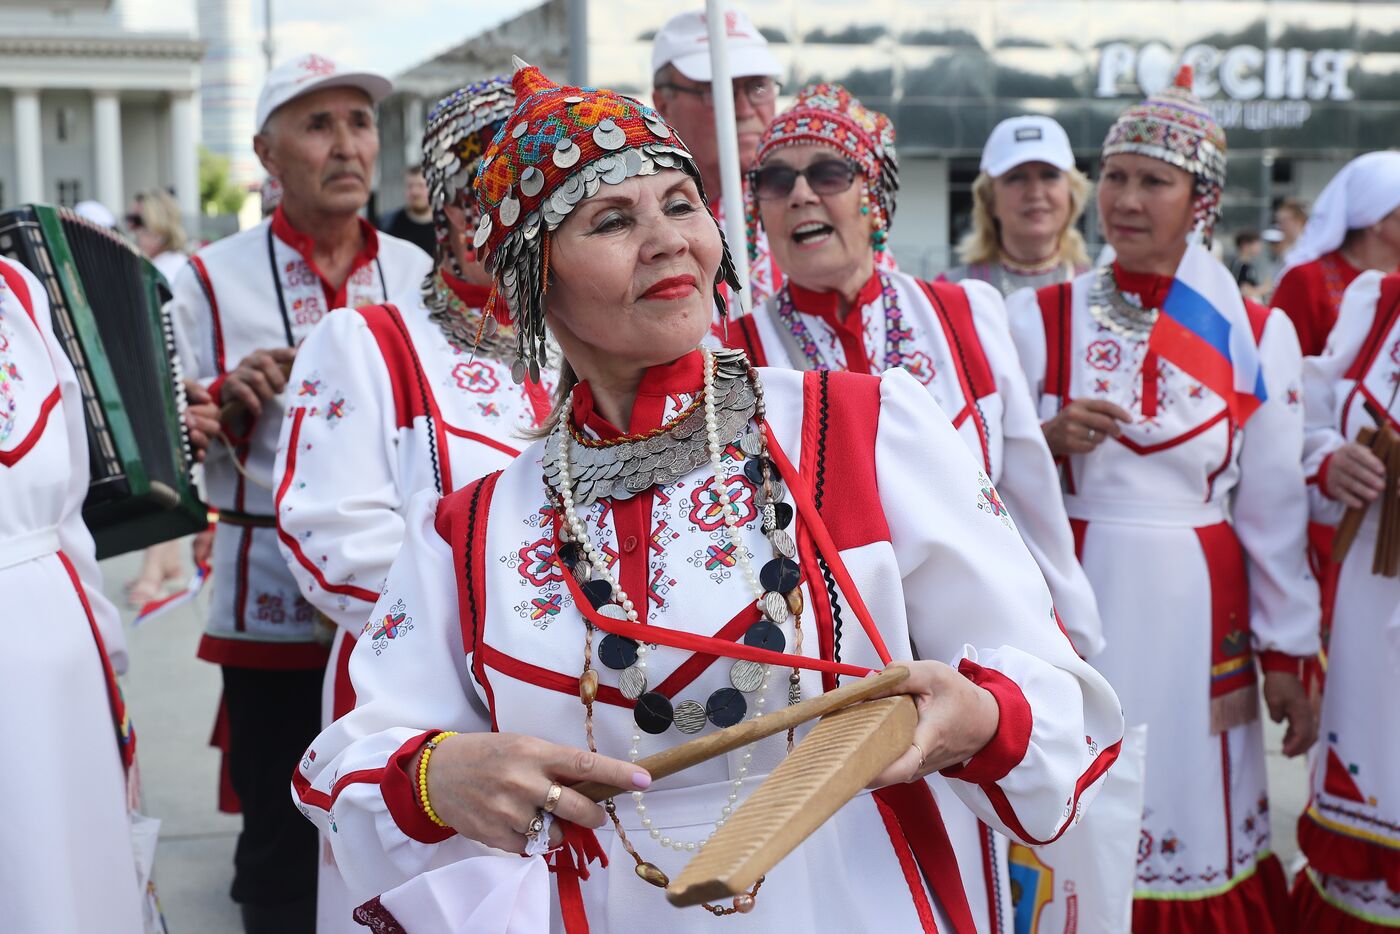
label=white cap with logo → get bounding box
[256,53,393,132]
[651,7,782,82]
[980,115,1076,178]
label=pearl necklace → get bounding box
[555,349,784,851]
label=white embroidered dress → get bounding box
[168,208,431,668]
[292,356,1123,933]
[0,258,144,933]
[1296,269,1400,925]
[1007,268,1319,926]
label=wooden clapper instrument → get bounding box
[572,665,916,907]
[1332,415,1400,577]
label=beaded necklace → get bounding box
[775,271,907,372]
[550,348,803,917]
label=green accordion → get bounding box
[0,204,207,558]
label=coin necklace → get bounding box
[421,268,516,360]
[1086,263,1160,341]
[556,348,801,916]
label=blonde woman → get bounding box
[126,188,190,285]
[944,115,1091,297]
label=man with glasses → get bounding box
[652,7,784,314]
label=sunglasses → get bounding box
[749,159,859,201]
[125,213,145,230]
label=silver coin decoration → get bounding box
[563,95,584,104]
[511,358,527,384]
[767,529,797,559]
[729,659,765,693]
[756,480,786,506]
[499,194,521,228]
[552,137,581,169]
[619,666,648,700]
[473,214,493,249]
[673,699,707,734]
[645,116,672,139]
[520,166,545,197]
[571,561,592,584]
[761,591,789,624]
[1087,264,1158,340]
[597,604,629,621]
[511,120,529,139]
[740,432,763,457]
[593,118,626,151]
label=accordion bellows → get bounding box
[0,205,206,557]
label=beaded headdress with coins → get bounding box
[1101,65,1228,240]
[421,75,515,275]
[749,83,900,261]
[472,58,742,384]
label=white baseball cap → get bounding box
[256,53,392,132]
[651,8,781,83]
[980,115,1076,178]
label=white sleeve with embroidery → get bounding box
[1234,311,1320,657]
[1302,270,1386,526]
[964,280,1104,657]
[1004,287,1049,401]
[291,488,492,901]
[275,309,405,635]
[15,261,129,673]
[876,366,1123,846]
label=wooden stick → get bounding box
[1334,426,1379,565]
[570,666,908,802]
[666,693,917,906]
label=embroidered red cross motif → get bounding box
[705,542,737,570]
[299,378,322,396]
[1189,383,1205,399]
[980,484,1008,517]
[1086,339,1121,371]
[327,398,347,420]
[1093,377,1112,394]
[903,350,936,385]
[477,402,500,417]
[529,594,563,620]
[453,361,500,393]
[517,538,564,587]
[722,441,745,461]
[688,476,756,531]
[1287,388,1300,406]
[297,54,337,81]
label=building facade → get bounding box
[381,1,1399,277]
[0,0,202,226]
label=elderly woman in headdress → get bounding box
[1292,214,1400,933]
[725,84,1104,934]
[943,115,1093,297]
[1005,67,1319,931]
[290,60,1122,933]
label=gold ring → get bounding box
[543,781,563,814]
[910,741,928,769]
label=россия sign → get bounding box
[1096,42,1354,131]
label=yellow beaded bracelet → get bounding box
[417,731,459,827]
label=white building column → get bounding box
[93,90,124,213]
[13,89,43,204]
[169,91,200,226]
[403,95,424,165]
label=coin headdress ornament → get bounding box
[1101,64,1228,242]
[750,83,899,261]
[471,57,743,384]
[420,75,515,277]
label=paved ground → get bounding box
[100,548,1312,933]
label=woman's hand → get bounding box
[1042,400,1132,457]
[865,661,1001,788]
[419,733,651,853]
[1263,671,1317,757]
[1324,441,1387,509]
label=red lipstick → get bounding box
[641,274,697,301]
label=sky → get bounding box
[257,0,544,77]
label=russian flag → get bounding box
[133,562,211,628]
[1149,244,1267,424]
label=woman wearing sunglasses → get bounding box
[725,84,1103,934]
[291,63,1122,932]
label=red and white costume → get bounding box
[292,355,1123,932]
[274,276,553,931]
[275,274,553,718]
[728,271,1105,933]
[1007,266,1319,930]
[168,206,431,667]
[0,258,144,933]
[1295,270,1400,929]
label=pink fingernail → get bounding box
[632,771,651,790]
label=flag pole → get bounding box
[704,0,751,317]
